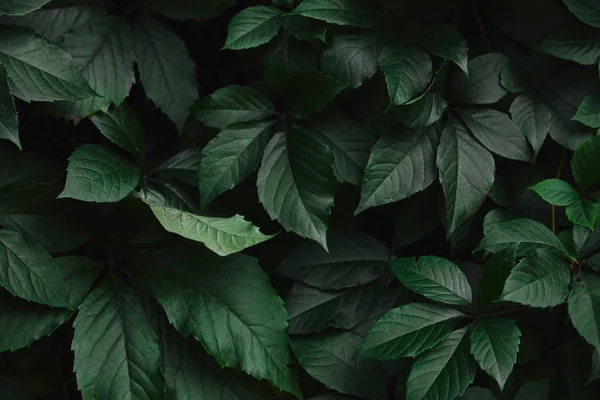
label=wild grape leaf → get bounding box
[0,0,51,17]
[453,53,509,104]
[379,43,432,106]
[537,30,600,65]
[391,256,472,305]
[291,0,382,28]
[358,303,465,359]
[572,136,600,192]
[283,15,327,42]
[150,148,202,186]
[0,26,96,101]
[509,92,552,157]
[406,328,476,400]
[257,126,337,250]
[283,71,349,119]
[141,250,302,398]
[437,117,495,236]
[500,248,570,307]
[396,93,447,129]
[513,380,549,400]
[134,16,198,131]
[91,103,147,162]
[223,6,282,50]
[0,64,18,148]
[53,15,135,117]
[55,256,103,309]
[574,95,600,128]
[566,199,596,230]
[144,0,235,20]
[569,273,600,354]
[356,124,439,214]
[72,276,163,400]
[321,32,380,89]
[458,108,532,162]
[292,332,387,400]
[199,120,276,208]
[478,247,517,309]
[563,0,600,28]
[418,23,469,76]
[530,179,580,206]
[0,291,71,352]
[0,229,68,307]
[469,317,521,390]
[148,203,274,256]
[191,85,275,129]
[58,144,141,203]
[276,230,389,290]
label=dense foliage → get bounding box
[2,0,600,399]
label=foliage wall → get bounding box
[1,0,600,399]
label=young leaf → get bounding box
[469,317,521,390]
[283,71,349,118]
[574,95,600,128]
[563,0,600,28]
[199,120,277,208]
[513,380,549,400]
[0,0,51,16]
[379,43,432,106]
[191,85,275,129]
[0,64,18,149]
[536,30,600,65]
[418,23,469,76]
[566,199,597,230]
[572,136,600,192]
[141,251,302,398]
[453,53,509,105]
[0,26,96,102]
[500,248,570,307]
[406,327,476,400]
[568,273,600,354]
[396,93,447,129]
[257,127,337,250]
[437,118,495,236]
[291,0,382,28]
[356,124,439,214]
[291,332,387,400]
[276,231,390,290]
[72,276,163,400]
[91,103,147,162]
[0,229,68,308]
[478,247,517,309]
[223,6,283,50]
[58,144,141,203]
[458,108,532,162]
[509,92,552,157]
[358,303,465,359]
[391,256,472,305]
[134,16,198,131]
[148,203,274,256]
[530,179,580,206]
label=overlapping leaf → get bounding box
[569,273,600,354]
[224,6,283,50]
[0,64,18,148]
[291,0,382,28]
[91,103,147,162]
[454,53,509,104]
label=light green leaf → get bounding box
[509,92,552,157]
[72,276,163,400]
[91,103,147,162]
[0,0,51,16]
[569,273,600,354]
[141,250,302,398]
[437,117,495,236]
[59,144,141,203]
[574,95,600,128]
[192,85,275,130]
[454,53,509,105]
[379,43,432,106]
[406,327,476,400]
[144,0,235,20]
[0,26,96,102]
[0,229,68,307]
[283,71,349,118]
[500,248,570,307]
[0,64,18,149]
[358,303,465,359]
[148,203,274,256]
[418,23,469,76]
[134,16,198,131]
[469,317,520,390]
[257,127,337,250]
[356,124,439,214]
[536,30,600,65]
[321,32,380,89]
[55,256,103,309]
[563,0,600,28]
[52,16,135,117]
[223,6,283,50]
[391,256,472,305]
[566,199,597,229]
[530,179,580,206]
[396,93,447,129]
[151,148,202,186]
[276,230,389,290]
[572,136,600,192]
[513,380,549,400]
[292,332,387,400]
[458,108,532,162]
[291,0,382,28]
[283,15,327,42]
[478,247,517,309]
[0,291,71,352]
[199,120,277,208]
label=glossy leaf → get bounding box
[454,53,509,104]
[0,64,18,148]
[223,6,283,50]
[530,179,580,206]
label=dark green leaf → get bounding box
[223,6,283,50]
[0,0,51,16]
[263,33,318,80]
[55,256,103,309]
[91,103,147,162]
[568,273,600,354]
[574,95,600,128]
[536,30,600,65]
[396,93,447,128]
[563,0,600,28]
[283,71,348,118]
[144,0,235,20]
[530,179,580,206]
[418,23,469,76]
[0,64,18,148]
[151,148,202,186]
[478,247,517,309]
[566,199,597,229]
[392,191,439,250]
[291,0,382,28]
[509,92,552,157]
[572,136,600,192]
[461,387,496,400]
[284,15,327,42]
[513,380,549,400]
[454,53,509,104]
[588,350,600,385]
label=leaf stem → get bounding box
[552,149,566,233]
[469,0,490,52]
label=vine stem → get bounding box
[471,306,529,319]
[552,149,566,233]
[470,0,490,52]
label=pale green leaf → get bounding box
[291,0,382,28]
[454,53,509,104]
[563,0,600,28]
[566,199,597,229]
[223,6,282,50]
[91,103,147,162]
[572,136,600,192]
[0,0,51,16]
[396,93,447,129]
[509,92,552,157]
[574,95,600,128]
[0,64,18,148]
[568,273,600,354]
[530,179,580,206]
[418,23,469,76]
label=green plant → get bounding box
[1,0,600,399]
